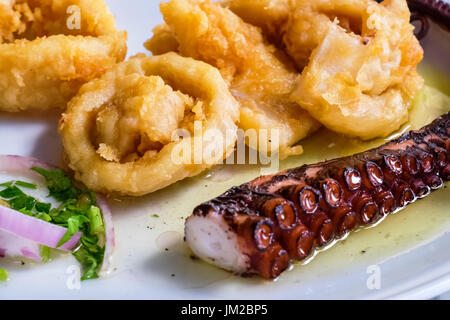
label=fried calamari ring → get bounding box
[59,53,239,196]
[289,0,424,139]
[146,0,320,159]
[0,0,127,112]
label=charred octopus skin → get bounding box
[185,112,450,279]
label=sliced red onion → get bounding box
[0,155,56,174]
[0,155,115,274]
[0,229,42,261]
[97,195,115,276]
[0,205,81,251]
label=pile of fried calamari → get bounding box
[147,0,424,151]
[62,0,425,196]
[1,0,425,197]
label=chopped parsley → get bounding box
[0,168,106,281]
[41,246,51,263]
[31,168,78,202]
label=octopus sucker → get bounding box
[407,0,450,30]
[185,112,450,278]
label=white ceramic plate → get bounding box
[0,0,449,300]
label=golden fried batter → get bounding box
[221,0,289,43]
[145,23,179,56]
[0,0,127,112]
[94,75,191,162]
[290,0,424,139]
[283,0,367,69]
[146,0,320,158]
[218,0,424,139]
[60,53,239,196]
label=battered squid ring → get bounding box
[59,52,239,196]
[0,0,127,112]
[145,0,321,159]
[288,0,424,139]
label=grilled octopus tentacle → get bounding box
[185,112,450,279]
[407,0,450,31]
